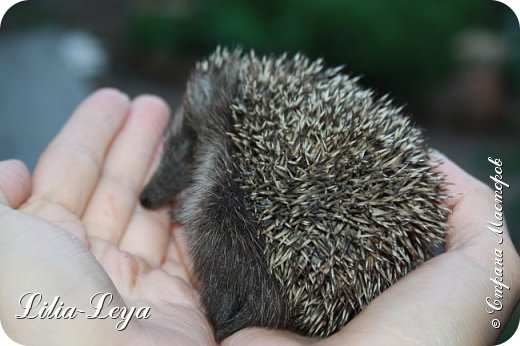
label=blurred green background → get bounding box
[1,0,519,342]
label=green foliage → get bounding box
[125,0,496,98]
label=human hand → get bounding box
[1,89,519,346]
[222,152,520,346]
[0,89,215,346]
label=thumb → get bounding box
[0,160,31,208]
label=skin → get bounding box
[0,88,519,346]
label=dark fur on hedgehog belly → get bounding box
[176,149,292,340]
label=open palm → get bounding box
[0,89,215,345]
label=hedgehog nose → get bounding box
[140,194,154,209]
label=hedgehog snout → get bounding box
[140,174,177,209]
[140,163,189,209]
[139,187,164,209]
[139,192,155,209]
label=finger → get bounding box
[118,138,171,267]
[119,205,171,268]
[160,226,192,282]
[430,150,487,209]
[29,88,130,217]
[431,151,501,249]
[82,95,170,245]
[0,160,31,208]
[160,242,192,283]
[171,225,191,272]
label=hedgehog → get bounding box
[140,47,450,341]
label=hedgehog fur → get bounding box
[140,47,450,341]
